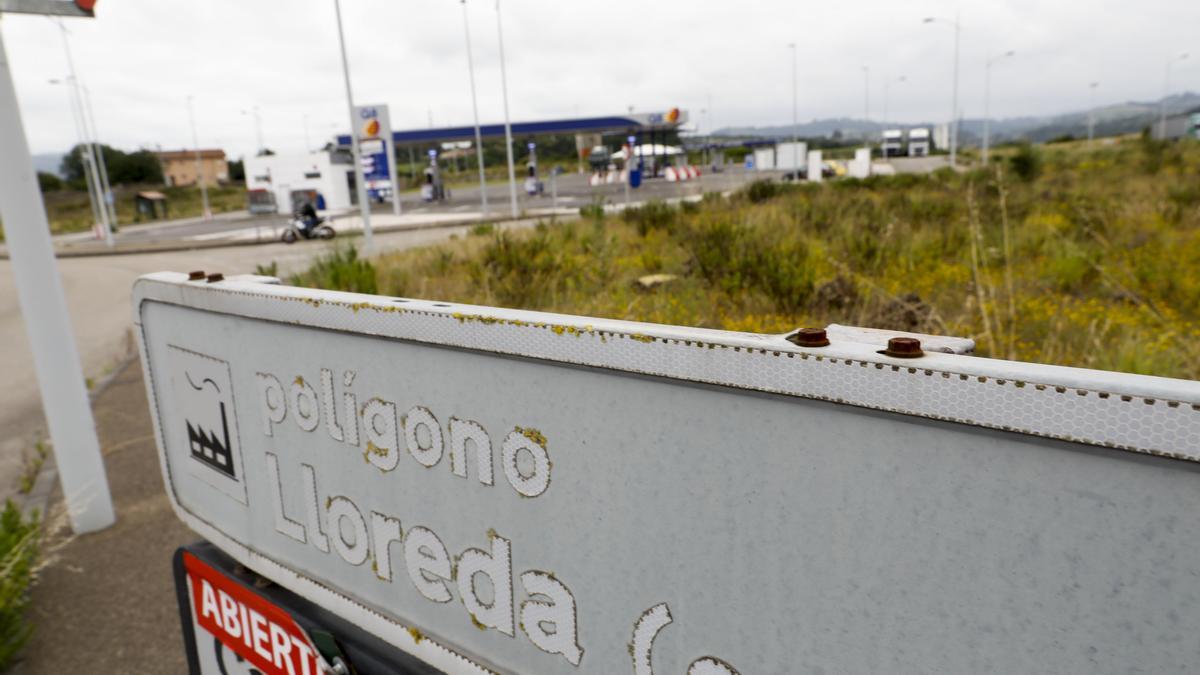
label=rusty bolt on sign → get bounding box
[786,327,830,348]
[206,273,224,283]
[880,337,924,358]
[188,270,206,281]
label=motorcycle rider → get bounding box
[297,201,319,237]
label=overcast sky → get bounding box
[2,0,1196,159]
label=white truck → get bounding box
[907,127,932,157]
[881,129,905,157]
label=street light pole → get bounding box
[186,96,212,220]
[983,50,1015,166]
[923,15,961,167]
[0,14,115,534]
[55,19,112,244]
[1087,81,1099,148]
[861,65,870,150]
[333,0,373,250]
[460,0,489,217]
[495,0,518,218]
[882,75,906,131]
[81,83,117,232]
[788,43,798,174]
[1160,52,1189,139]
[50,77,102,234]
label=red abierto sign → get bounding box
[183,552,323,675]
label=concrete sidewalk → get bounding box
[14,359,193,673]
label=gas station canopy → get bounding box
[336,109,687,147]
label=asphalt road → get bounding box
[57,169,761,247]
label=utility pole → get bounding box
[861,65,870,151]
[983,50,1015,166]
[495,0,518,218]
[186,96,212,220]
[923,15,961,167]
[461,0,488,216]
[55,19,112,244]
[0,6,114,534]
[789,43,798,174]
[883,75,906,132]
[1160,52,1189,139]
[80,83,117,231]
[1087,81,1099,148]
[333,0,373,250]
[50,76,102,235]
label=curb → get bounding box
[0,209,578,260]
[15,353,139,523]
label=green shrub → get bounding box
[740,179,783,204]
[623,201,676,236]
[289,245,377,294]
[579,199,606,221]
[0,500,39,670]
[1009,143,1043,182]
[470,223,495,236]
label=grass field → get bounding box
[290,135,1200,380]
[35,184,248,237]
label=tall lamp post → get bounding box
[1087,81,1099,148]
[0,2,115,534]
[1160,52,1189,139]
[882,74,906,131]
[861,65,870,149]
[788,43,798,174]
[460,0,488,216]
[495,0,518,218]
[186,96,212,220]
[49,77,103,235]
[982,50,1015,166]
[241,106,264,155]
[923,15,961,167]
[332,0,373,250]
[54,20,113,243]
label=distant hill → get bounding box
[32,153,64,177]
[714,92,1200,144]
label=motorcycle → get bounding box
[281,213,336,243]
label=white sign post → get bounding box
[0,3,114,533]
[137,273,1200,674]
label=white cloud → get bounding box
[2,0,1196,157]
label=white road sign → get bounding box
[136,272,1200,674]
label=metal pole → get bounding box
[1087,81,1098,147]
[0,19,115,534]
[983,60,991,165]
[333,0,373,250]
[461,0,488,217]
[983,51,1014,165]
[862,65,870,149]
[56,78,102,233]
[81,83,117,235]
[1160,53,1188,139]
[495,0,518,218]
[186,96,212,220]
[789,43,797,174]
[950,15,960,167]
[923,15,960,166]
[56,21,111,243]
[254,106,264,152]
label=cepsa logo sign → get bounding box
[359,107,382,139]
[185,552,322,675]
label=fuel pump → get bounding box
[524,141,544,196]
[421,148,447,202]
